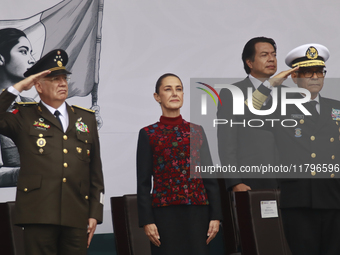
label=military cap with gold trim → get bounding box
[24,49,72,77]
[285,43,330,68]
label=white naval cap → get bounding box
[285,43,330,68]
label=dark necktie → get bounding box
[54,110,63,130]
[304,101,319,122]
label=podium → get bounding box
[234,190,291,255]
[110,195,151,255]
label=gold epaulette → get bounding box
[72,105,95,113]
[15,101,38,106]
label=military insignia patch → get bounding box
[33,121,51,130]
[75,120,90,133]
[295,128,302,137]
[306,46,318,60]
[11,109,19,115]
[331,108,340,121]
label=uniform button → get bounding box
[85,140,88,143]
[183,185,188,189]
[85,196,89,200]
[332,155,335,160]
[330,137,334,142]
[24,188,28,192]
[63,135,68,140]
[311,171,316,176]
[310,136,315,141]
[300,119,304,124]
[64,163,68,168]
[174,127,178,131]
[63,178,67,183]
[182,170,187,174]
[63,149,68,154]
[331,173,335,178]
[39,134,43,138]
[311,153,316,158]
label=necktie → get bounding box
[54,110,63,130]
[304,101,319,122]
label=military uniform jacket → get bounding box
[0,89,104,229]
[217,78,279,190]
[255,84,340,209]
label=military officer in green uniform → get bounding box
[0,49,104,255]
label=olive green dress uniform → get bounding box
[0,89,104,229]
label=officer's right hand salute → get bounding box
[13,70,51,92]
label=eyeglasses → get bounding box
[297,70,327,78]
[43,76,71,83]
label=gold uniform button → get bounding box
[311,171,316,176]
[63,178,67,183]
[331,173,335,178]
[85,196,89,200]
[63,135,68,140]
[64,163,68,168]
[310,136,315,141]
[24,188,28,192]
[332,155,335,160]
[63,149,68,154]
[300,119,304,124]
[39,134,43,138]
[85,140,88,144]
[311,153,316,158]
[330,137,334,142]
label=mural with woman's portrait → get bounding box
[0,28,36,187]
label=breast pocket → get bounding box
[75,131,92,162]
[29,127,54,155]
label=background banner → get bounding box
[0,0,340,234]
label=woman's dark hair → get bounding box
[155,73,183,94]
[242,37,277,74]
[0,28,27,63]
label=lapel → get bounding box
[314,95,331,133]
[37,102,63,132]
[66,104,78,134]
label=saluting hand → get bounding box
[13,70,51,92]
[206,220,220,245]
[144,223,161,247]
[269,66,299,87]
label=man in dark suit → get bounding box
[0,49,104,255]
[253,43,340,254]
[217,37,280,191]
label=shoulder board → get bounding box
[14,102,38,106]
[72,105,95,113]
